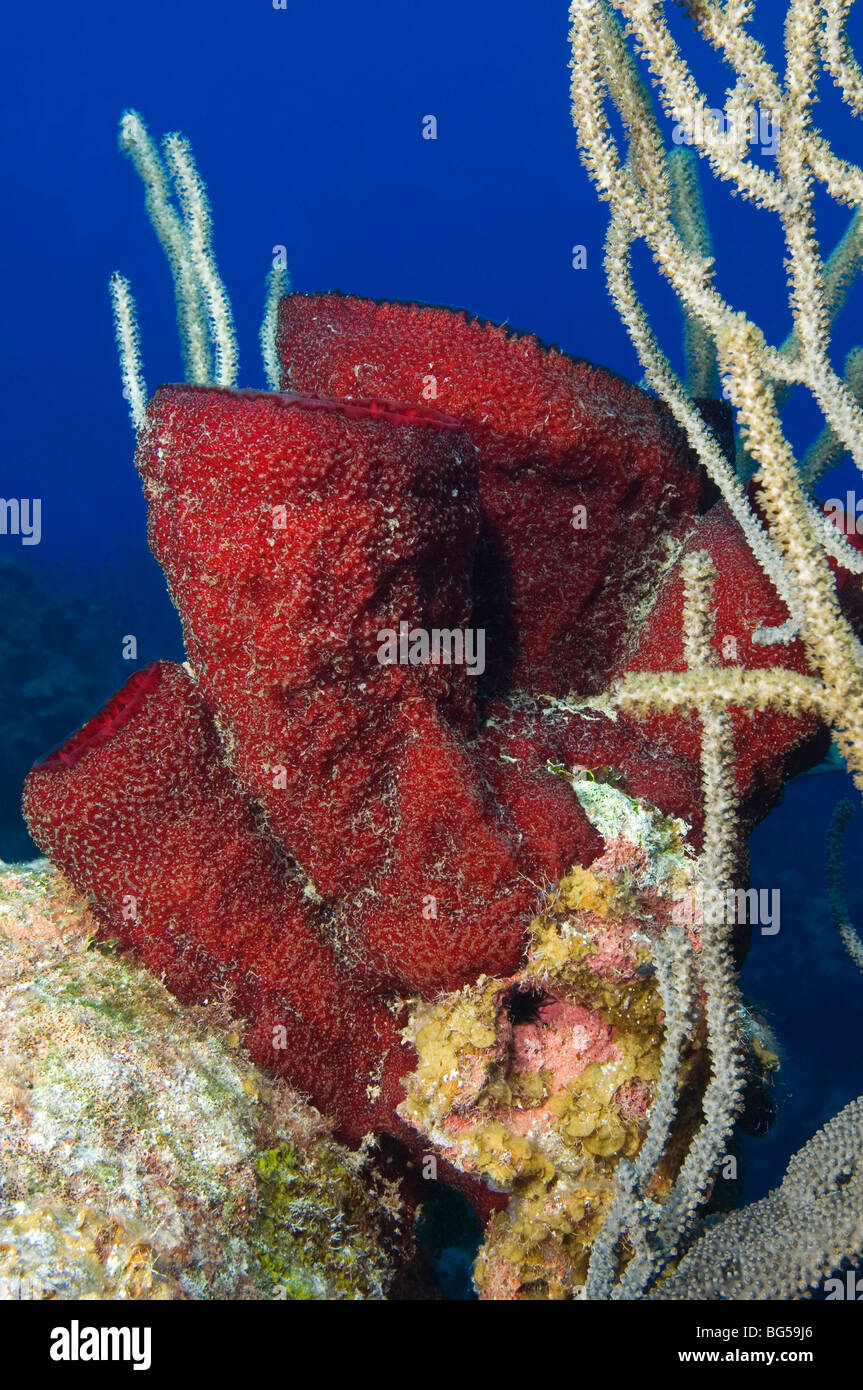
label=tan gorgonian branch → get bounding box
[568,1,796,386]
[112,115,293,419]
[681,0,863,231]
[804,489,863,572]
[572,5,863,593]
[738,208,863,478]
[571,0,863,795]
[597,0,671,212]
[569,4,863,1293]
[603,209,803,636]
[611,0,863,470]
[802,347,863,483]
[651,552,744,1260]
[614,0,784,209]
[811,144,863,209]
[779,0,863,473]
[822,208,863,323]
[585,554,747,1298]
[681,548,718,666]
[772,207,863,396]
[667,150,720,397]
[682,1,782,112]
[678,0,863,214]
[747,209,863,481]
[718,315,863,790]
[822,0,863,114]
[679,0,863,230]
[585,923,698,1298]
[601,667,829,716]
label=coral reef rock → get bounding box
[0,860,416,1300]
[399,782,709,1299]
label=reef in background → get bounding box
[0,558,125,862]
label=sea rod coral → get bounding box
[564,0,863,1296]
[17,1,863,1299]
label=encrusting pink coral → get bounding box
[21,292,856,1164]
[395,782,711,1299]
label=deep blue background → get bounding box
[2,0,862,1220]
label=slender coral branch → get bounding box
[822,0,863,114]
[603,208,803,638]
[261,262,290,391]
[584,556,748,1298]
[162,134,239,389]
[109,273,147,431]
[668,150,720,397]
[118,111,212,384]
[650,554,745,1269]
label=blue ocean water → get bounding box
[1,0,861,1263]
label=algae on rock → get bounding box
[0,860,412,1300]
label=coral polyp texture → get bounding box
[22,292,854,1292]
